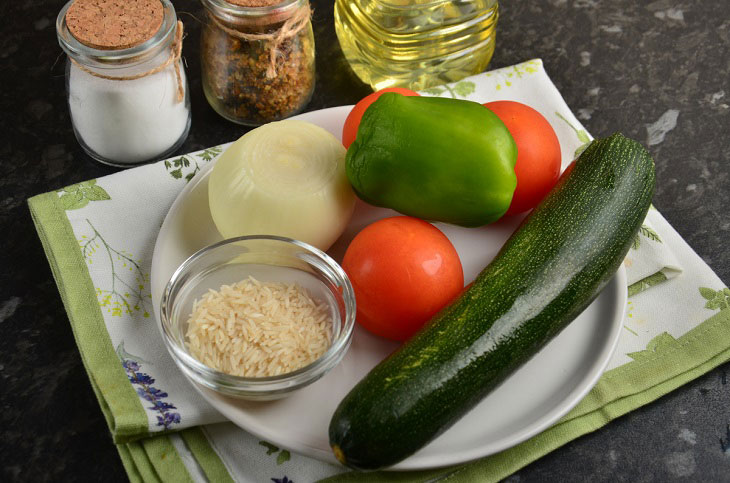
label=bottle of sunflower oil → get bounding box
[334,0,499,91]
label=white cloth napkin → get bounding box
[31,59,730,483]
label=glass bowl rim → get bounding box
[159,234,356,390]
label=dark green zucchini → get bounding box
[328,133,655,470]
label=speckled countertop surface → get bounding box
[1,0,729,481]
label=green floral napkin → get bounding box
[29,59,729,482]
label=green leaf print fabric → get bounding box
[28,59,729,482]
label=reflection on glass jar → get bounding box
[56,0,191,167]
[335,0,499,91]
[200,0,315,126]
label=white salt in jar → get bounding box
[56,0,191,167]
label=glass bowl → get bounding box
[159,235,356,400]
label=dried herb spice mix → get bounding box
[201,0,315,126]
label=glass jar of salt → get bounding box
[56,0,191,167]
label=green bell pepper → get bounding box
[346,93,518,227]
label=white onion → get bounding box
[208,120,355,251]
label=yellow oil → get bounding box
[334,0,498,91]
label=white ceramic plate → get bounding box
[151,105,626,471]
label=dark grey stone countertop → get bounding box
[1,0,728,481]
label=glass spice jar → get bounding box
[56,0,191,167]
[200,0,315,126]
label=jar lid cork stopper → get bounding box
[225,0,283,7]
[65,0,164,50]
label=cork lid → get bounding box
[65,0,164,50]
[225,0,283,7]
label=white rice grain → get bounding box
[185,276,332,378]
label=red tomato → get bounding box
[342,88,420,149]
[483,101,562,215]
[342,216,463,341]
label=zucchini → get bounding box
[328,133,655,470]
